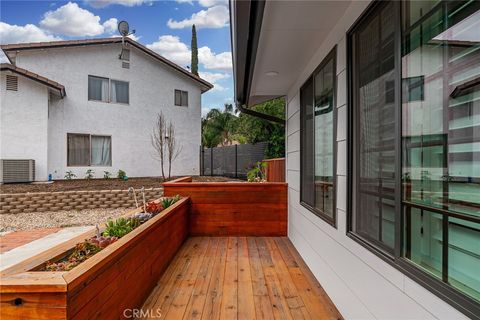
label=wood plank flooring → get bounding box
[141,237,342,320]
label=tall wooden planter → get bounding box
[0,198,189,320]
[163,177,287,236]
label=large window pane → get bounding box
[67,134,90,166]
[91,136,112,166]
[88,76,108,102]
[110,80,129,104]
[351,1,397,251]
[314,58,335,218]
[402,0,480,302]
[300,78,315,207]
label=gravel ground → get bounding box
[0,208,132,232]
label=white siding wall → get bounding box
[0,73,49,180]
[15,44,202,180]
[285,1,468,319]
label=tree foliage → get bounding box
[191,24,198,76]
[201,98,285,159]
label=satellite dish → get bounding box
[118,21,130,37]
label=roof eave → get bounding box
[230,0,284,125]
[1,37,214,92]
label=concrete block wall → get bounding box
[0,188,163,214]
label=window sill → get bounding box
[299,201,337,228]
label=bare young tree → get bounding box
[166,121,182,180]
[151,112,167,180]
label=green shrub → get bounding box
[247,161,267,182]
[65,171,76,180]
[103,171,112,179]
[117,169,127,180]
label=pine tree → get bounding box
[191,24,199,76]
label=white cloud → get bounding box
[84,0,152,8]
[40,2,105,36]
[198,0,227,7]
[146,35,191,67]
[103,18,118,34]
[0,22,61,45]
[198,47,232,71]
[167,5,229,29]
[145,35,232,72]
[175,0,193,4]
[175,0,227,7]
[199,71,229,91]
[0,22,61,63]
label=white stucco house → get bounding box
[0,37,212,181]
[232,0,479,319]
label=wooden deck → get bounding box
[141,237,342,320]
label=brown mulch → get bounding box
[0,176,243,194]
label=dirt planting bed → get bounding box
[0,176,242,194]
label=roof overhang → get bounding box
[1,37,213,93]
[1,63,66,98]
[232,0,352,107]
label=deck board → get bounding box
[142,237,342,320]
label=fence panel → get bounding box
[201,142,267,179]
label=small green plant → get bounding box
[247,161,267,182]
[65,171,76,180]
[161,195,181,209]
[103,217,139,238]
[103,171,112,179]
[85,169,95,180]
[117,169,127,180]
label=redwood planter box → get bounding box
[0,198,189,320]
[163,177,287,236]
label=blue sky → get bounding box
[0,0,233,115]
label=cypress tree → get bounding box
[191,24,199,76]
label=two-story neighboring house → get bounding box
[0,37,212,181]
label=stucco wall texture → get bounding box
[2,43,204,181]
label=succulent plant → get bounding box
[133,212,152,223]
[89,235,118,248]
[161,195,180,209]
[103,218,134,238]
[145,201,163,215]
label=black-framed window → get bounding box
[67,134,112,167]
[174,89,188,106]
[300,47,337,225]
[348,0,480,317]
[350,0,398,253]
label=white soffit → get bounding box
[250,0,351,101]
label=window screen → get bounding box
[350,1,397,252]
[67,134,90,166]
[88,76,109,102]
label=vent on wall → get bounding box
[122,62,130,69]
[0,159,35,183]
[6,75,18,91]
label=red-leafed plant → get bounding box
[145,201,163,215]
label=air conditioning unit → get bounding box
[0,159,35,183]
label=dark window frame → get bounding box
[346,1,480,318]
[67,133,112,167]
[300,46,337,227]
[174,89,189,107]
